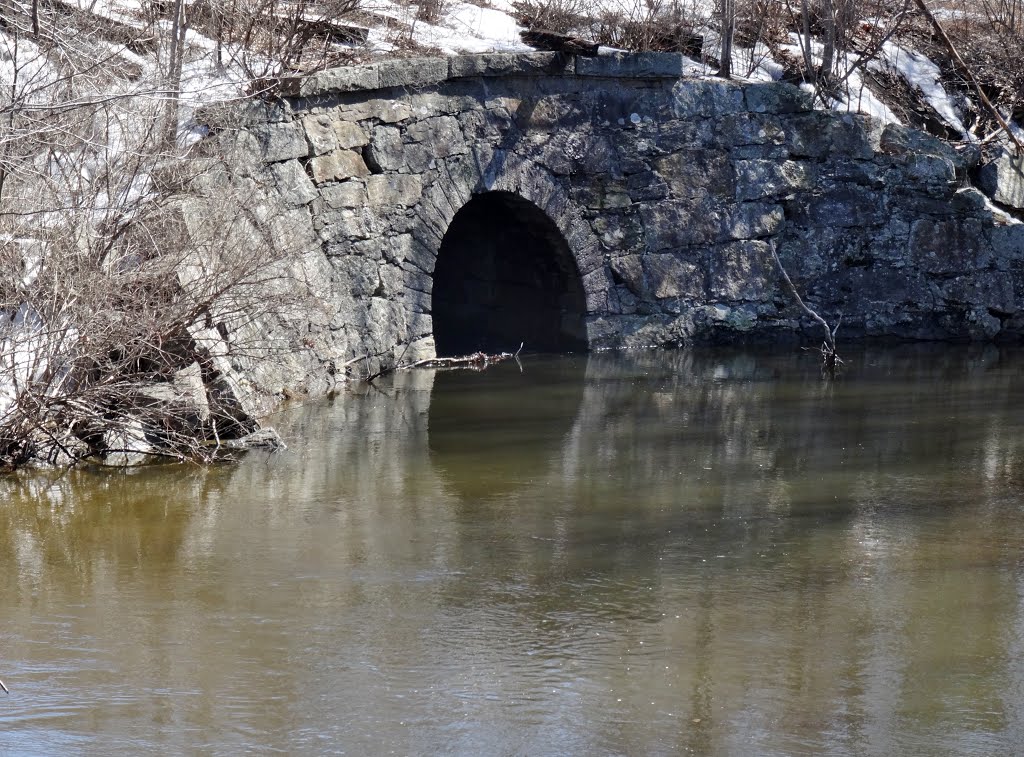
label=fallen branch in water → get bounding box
[1,677,8,694]
[771,244,842,377]
[405,348,518,372]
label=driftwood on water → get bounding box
[406,348,520,372]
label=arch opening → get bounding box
[431,191,588,356]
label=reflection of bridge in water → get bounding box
[4,346,1024,753]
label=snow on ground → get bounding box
[415,2,533,53]
[780,34,902,125]
[874,40,972,139]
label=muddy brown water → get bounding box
[3,347,1024,755]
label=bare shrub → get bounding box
[185,0,366,78]
[0,2,323,469]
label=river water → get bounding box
[3,347,1024,755]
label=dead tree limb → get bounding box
[771,245,841,376]
[404,351,516,372]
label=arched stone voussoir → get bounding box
[475,151,604,287]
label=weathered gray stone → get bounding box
[909,219,990,274]
[366,174,423,207]
[734,160,814,201]
[708,240,774,301]
[656,150,734,199]
[282,65,379,96]
[270,160,317,206]
[714,112,786,147]
[251,121,308,162]
[879,123,963,169]
[977,149,1024,210]
[610,255,708,301]
[744,83,813,114]
[642,198,723,250]
[302,114,339,155]
[449,52,564,78]
[320,181,367,209]
[334,121,369,149]
[103,417,154,467]
[365,126,404,172]
[577,51,684,78]
[377,57,449,89]
[672,80,745,119]
[404,116,466,157]
[991,223,1024,260]
[724,203,784,240]
[309,149,370,183]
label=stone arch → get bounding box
[432,190,587,355]
[412,149,606,356]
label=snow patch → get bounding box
[873,41,973,140]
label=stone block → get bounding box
[319,207,375,242]
[448,52,565,78]
[366,174,423,207]
[281,65,379,97]
[977,149,1024,210]
[302,114,338,155]
[784,113,834,158]
[734,159,814,201]
[939,273,1015,313]
[365,126,404,172]
[714,112,786,148]
[723,203,784,240]
[404,116,466,157]
[309,149,371,183]
[320,181,367,209]
[251,121,308,162]
[269,159,317,206]
[334,121,369,149]
[612,252,706,301]
[672,79,745,119]
[656,150,734,199]
[991,223,1024,261]
[909,219,990,274]
[626,170,669,201]
[879,123,967,172]
[577,51,684,78]
[333,256,382,297]
[642,198,723,250]
[744,82,813,114]
[377,57,449,88]
[708,240,774,301]
[786,185,886,228]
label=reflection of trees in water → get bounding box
[0,466,212,596]
[3,346,1024,753]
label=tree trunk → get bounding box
[719,0,735,78]
[165,0,187,149]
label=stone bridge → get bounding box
[195,52,1024,399]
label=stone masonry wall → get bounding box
[194,51,1024,405]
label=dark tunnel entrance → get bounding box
[431,191,588,356]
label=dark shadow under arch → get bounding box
[431,191,587,356]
